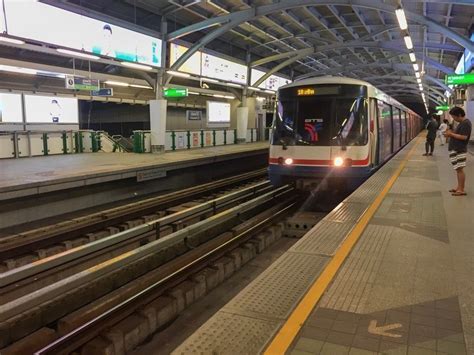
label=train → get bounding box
[268,77,422,190]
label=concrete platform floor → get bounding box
[288,142,474,355]
[0,142,268,198]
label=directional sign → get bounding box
[435,105,450,111]
[65,75,100,91]
[91,88,113,97]
[445,73,474,85]
[368,320,402,338]
[163,88,188,98]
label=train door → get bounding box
[401,111,407,145]
[377,100,393,163]
[370,98,379,166]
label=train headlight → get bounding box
[334,157,344,167]
[284,158,293,165]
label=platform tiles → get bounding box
[0,141,268,200]
[172,138,474,355]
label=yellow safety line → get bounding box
[264,137,421,355]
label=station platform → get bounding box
[0,142,268,230]
[0,142,268,201]
[173,137,474,355]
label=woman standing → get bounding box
[438,119,448,146]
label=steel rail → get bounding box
[34,198,299,355]
[0,169,267,259]
[0,185,293,322]
[0,180,272,289]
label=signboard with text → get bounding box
[445,73,474,85]
[65,75,100,91]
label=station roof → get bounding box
[2,0,474,112]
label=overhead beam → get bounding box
[363,74,452,93]
[167,0,474,74]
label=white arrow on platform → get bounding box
[367,320,402,338]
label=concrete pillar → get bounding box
[236,106,249,143]
[150,99,167,153]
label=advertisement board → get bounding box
[0,93,23,123]
[24,95,78,123]
[3,0,161,67]
[170,43,247,84]
[169,43,201,75]
[202,53,247,84]
[251,69,291,90]
[207,101,230,126]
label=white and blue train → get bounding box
[268,77,422,189]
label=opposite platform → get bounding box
[0,142,268,201]
[173,137,474,355]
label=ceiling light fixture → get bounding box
[0,36,25,45]
[0,64,37,75]
[415,71,420,79]
[121,62,153,71]
[395,7,408,30]
[105,80,129,87]
[409,52,416,62]
[413,63,419,71]
[202,78,219,83]
[167,70,191,78]
[403,35,413,50]
[129,84,153,89]
[57,48,100,60]
[226,83,242,88]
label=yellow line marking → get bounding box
[264,137,421,355]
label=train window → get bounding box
[333,97,368,146]
[393,108,401,150]
[295,97,332,145]
[401,111,407,145]
[377,101,393,159]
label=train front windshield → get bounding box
[272,84,368,146]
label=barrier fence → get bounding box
[0,128,262,158]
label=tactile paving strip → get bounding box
[223,253,329,320]
[324,202,368,223]
[171,311,278,355]
[319,224,393,313]
[290,220,354,256]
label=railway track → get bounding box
[0,169,267,270]
[0,180,300,354]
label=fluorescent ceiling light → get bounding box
[227,83,242,88]
[223,95,235,99]
[415,71,420,79]
[0,36,25,45]
[416,78,422,84]
[263,89,275,94]
[395,7,408,30]
[202,78,219,83]
[57,48,100,60]
[167,70,191,78]
[212,94,226,98]
[247,86,262,92]
[419,86,423,91]
[404,35,413,50]
[413,63,419,71]
[0,64,38,75]
[129,84,152,89]
[188,91,200,95]
[121,62,153,71]
[409,52,416,62]
[105,80,129,87]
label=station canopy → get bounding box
[1,0,473,112]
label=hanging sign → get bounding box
[65,75,100,90]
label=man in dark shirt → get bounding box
[444,107,472,196]
[423,114,438,156]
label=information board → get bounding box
[169,43,201,75]
[4,0,161,67]
[0,93,22,123]
[207,101,231,126]
[251,69,290,90]
[24,95,78,123]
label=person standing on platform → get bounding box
[423,114,438,156]
[444,107,472,196]
[438,119,448,146]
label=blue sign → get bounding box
[91,88,113,96]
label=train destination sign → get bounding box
[445,73,474,85]
[163,88,188,98]
[297,88,316,96]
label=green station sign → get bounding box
[445,73,474,85]
[435,105,450,111]
[163,88,188,98]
